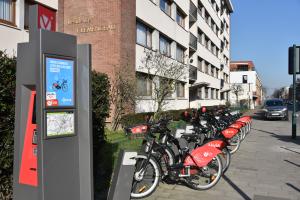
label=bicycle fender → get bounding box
[184,146,221,168]
[204,139,226,150]
[221,128,239,139]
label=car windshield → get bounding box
[265,100,283,107]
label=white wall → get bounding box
[230,71,257,84]
[136,0,189,47]
[229,71,258,109]
[0,0,57,55]
[0,26,29,56]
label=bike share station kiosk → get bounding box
[13,4,139,200]
[13,5,93,200]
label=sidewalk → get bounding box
[141,113,300,200]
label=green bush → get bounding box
[92,70,110,144]
[0,51,16,200]
[91,70,111,198]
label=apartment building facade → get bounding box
[57,0,234,113]
[230,61,264,109]
[189,0,233,108]
[0,0,58,55]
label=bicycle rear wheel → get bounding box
[185,154,223,190]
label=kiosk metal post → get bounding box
[13,5,93,200]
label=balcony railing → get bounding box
[189,65,197,82]
[189,33,197,52]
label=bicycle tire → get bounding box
[185,154,223,190]
[131,154,161,199]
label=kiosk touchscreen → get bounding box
[45,56,75,108]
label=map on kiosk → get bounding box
[46,111,75,137]
[45,56,74,107]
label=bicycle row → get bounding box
[124,107,252,199]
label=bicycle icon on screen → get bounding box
[52,79,68,92]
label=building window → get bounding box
[137,73,152,96]
[237,65,249,71]
[160,78,173,97]
[216,68,219,78]
[160,0,171,16]
[176,9,185,28]
[211,66,214,77]
[204,37,209,49]
[198,57,203,71]
[204,62,209,74]
[216,89,219,99]
[198,87,202,99]
[176,45,184,63]
[0,0,15,25]
[198,29,203,44]
[242,75,248,83]
[136,22,152,48]
[159,35,171,56]
[211,88,214,99]
[221,92,224,100]
[176,82,185,98]
[205,87,209,99]
[197,1,204,16]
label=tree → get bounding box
[231,84,244,106]
[139,49,187,119]
[110,62,137,131]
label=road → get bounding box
[140,112,300,200]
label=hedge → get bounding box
[0,51,16,200]
[120,106,221,128]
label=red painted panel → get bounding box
[221,128,239,139]
[204,139,226,150]
[184,146,221,167]
[38,4,56,31]
[19,91,38,187]
[229,123,242,130]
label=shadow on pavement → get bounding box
[280,147,300,155]
[252,128,300,146]
[284,159,300,167]
[223,175,251,200]
[286,183,300,193]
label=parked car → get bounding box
[261,99,289,120]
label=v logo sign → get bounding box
[40,15,52,30]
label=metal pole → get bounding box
[292,44,297,139]
[248,83,251,109]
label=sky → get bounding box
[230,0,300,96]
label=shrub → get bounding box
[91,70,110,144]
[0,51,16,200]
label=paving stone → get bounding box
[253,194,291,200]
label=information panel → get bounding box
[46,111,75,137]
[45,57,74,107]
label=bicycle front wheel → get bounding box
[131,154,161,199]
